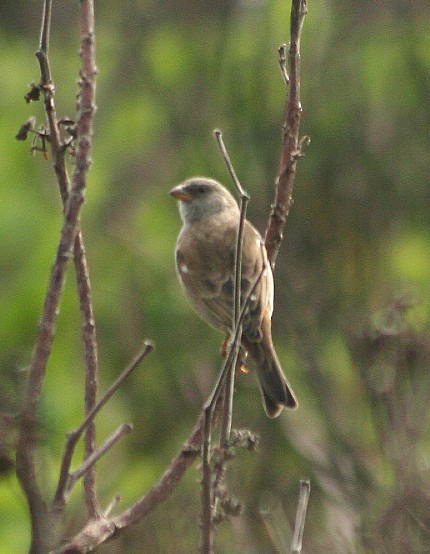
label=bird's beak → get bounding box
[170,185,192,202]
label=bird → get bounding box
[170,177,298,417]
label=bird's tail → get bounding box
[243,321,298,418]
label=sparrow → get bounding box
[170,177,298,417]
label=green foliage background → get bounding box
[1,1,430,552]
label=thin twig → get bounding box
[54,400,223,553]
[198,131,252,553]
[66,423,133,495]
[214,130,243,324]
[291,480,311,553]
[214,130,250,447]
[203,265,264,418]
[200,325,244,552]
[80,343,153,437]
[36,0,68,203]
[264,0,308,268]
[104,495,121,518]
[220,337,241,447]
[53,342,153,508]
[199,269,264,553]
[214,129,249,199]
[200,332,241,553]
[38,0,51,73]
[201,408,214,553]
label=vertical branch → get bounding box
[15,2,67,550]
[214,130,250,446]
[76,0,98,519]
[220,338,240,447]
[201,131,267,554]
[200,322,246,553]
[36,0,69,203]
[16,0,97,550]
[200,410,214,554]
[37,0,99,519]
[199,273,264,553]
[16,121,87,552]
[264,0,308,268]
[75,234,100,518]
[38,0,51,58]
[200,340,239,553]
[291,480,310,553]
[74,0,96,202]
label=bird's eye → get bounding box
[197,186,206,194]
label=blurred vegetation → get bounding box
[1,0,430,552]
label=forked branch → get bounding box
[15,0,97,551]
[53,343,153,509]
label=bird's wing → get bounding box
[176,218,273,338]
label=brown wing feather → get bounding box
[176,215,272,339]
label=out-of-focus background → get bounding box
[1,1,430,552]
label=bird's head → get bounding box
[170,177,239,224]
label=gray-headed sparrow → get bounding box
[171,177,297,417]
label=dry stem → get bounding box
[16,0,97,551]
[291,480,311,553]
[264,0,308,268]
[53,343,153,509]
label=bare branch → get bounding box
[37,0,51,81]
[36,0,69,203]
[75,233,100,518]
[214,129,249,200]
[201,409,214,553]
[75,0,99,519]
[16,2,98,549]
[291,480,311,553]
[53,343,153,509]
[264,0,308,268]
[66,424,133,496]
[35,0,101,517]
[220,339,241,447]
[104,495,121,518]
[214,130,250,445]
[36,0,100,519]
[199,268,264,552]
[54,406,215,553]
[200,338,241,552]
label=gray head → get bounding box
[170,177,239,224]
